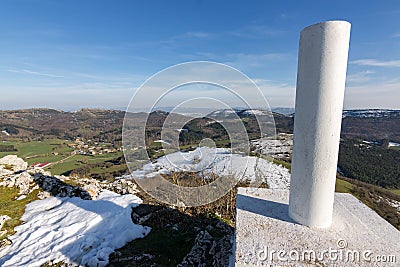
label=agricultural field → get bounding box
[46,152,124,176]
[0,139,73,164]
[0,138,125,177]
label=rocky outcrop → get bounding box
[0,155,140,200]
[0,154,233,266]
[0,155,28,172]
[209,235,233,266]
[33,173,92,200]
[0,238,11,249]
[178,228,233,267]
[178,230,214,267]
[75,178,140,199]
[0,167,13,178]
[0,215,11,237]
[0,155,37,195]
[1,172,35,195]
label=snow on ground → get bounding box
[342,109,399,118]
[389,141,400,147]
[0,190,150,267]
[131,147,290,189]
[251,134,293,160]
[362,140,380,145]
[153,140,171,145]
[241,109,269,116]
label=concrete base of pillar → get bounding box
[234,188,400,266]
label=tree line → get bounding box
[338,139,400,189]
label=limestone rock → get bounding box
[0,230,7,237]
[76,178,140,199]
[33,173,91,200]
[37,191,51,200]
[0,155,28,172]
[14,172,34,195]
[178,230,213,267]
[0,215,11,230]
[0,171,35,195]
[0,238,11,249]
[209,235,233,266]
[0,175,16,188]
[0,166,13,178]
[82,183,101,199]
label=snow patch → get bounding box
[131,147,290,189]
[342,109,400,118]
[0,190,150,267]
[389,142,400,147]
[241,109,268,116]
[153,140,171,145]
[362,140,379,145]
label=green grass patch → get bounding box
[47,151,123,175]
[0,139,74,165]
[214,139,231,146]
[272,159,291,170]
[0,187,38,240]
[90,164,127,175]
[47,155,86,175]
[178,144,196,150]
[149,141,163,148]
[335,178,353,193]
[390,189,400,196]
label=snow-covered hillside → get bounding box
[0,190,150,267]
[206,108,274,118]
[251,133,293,160]
[205,108,400,119]
[342,109,400,118]
[131,147,291,189]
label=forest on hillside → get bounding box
[338,139,400,188]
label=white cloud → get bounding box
[223,53,289,67]
[346,70,375,84]
[228,25,286,38]
[344,81,400,109]
[253,78,295,108]
[392,32,400,38]
[7,69,64,78]
[350,59,400,67]
[185,31,216,39]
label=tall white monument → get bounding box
[234,21,400,267]
[288,21,351,228]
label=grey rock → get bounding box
[209,235,233,267]
[178,230,213,267]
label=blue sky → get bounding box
[0,0,399,110]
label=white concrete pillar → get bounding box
[288,21,351,228]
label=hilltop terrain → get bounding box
[0,108,399,266]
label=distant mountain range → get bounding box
[342,109,400,118]
[206,108,400,119]
[0,108,399,143]
[146,107,400,119]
